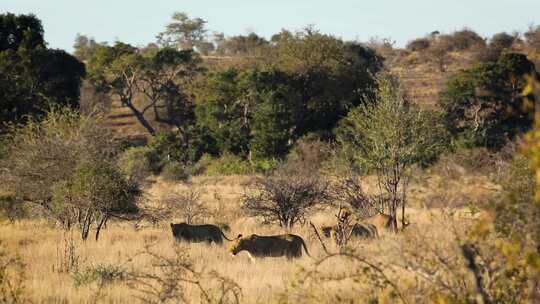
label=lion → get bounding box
[321,223,379,239]
[230,234,311,260]
[170,223,238,245]
[364,213,409,233]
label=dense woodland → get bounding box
[1,11,540,303]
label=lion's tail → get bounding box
[300,238,311,258]
[221,230,239,242]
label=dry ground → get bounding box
[0,173,499,303]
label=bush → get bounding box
[406,38,431,52]
[243,168,328,228]
[493,155,538,242]
[489,32,516,50]
[449,28,486,50]
[204,153,252,176]
[117,146,153,182]
[161,161,189,181]
[186,153,213,176]
[0,242,27,303]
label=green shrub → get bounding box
[204,153,252,176]
[161,161,189,181]
[117,146,153,182]
[71,264,127,288]
[251,158,278,174]
[186,153,214,176]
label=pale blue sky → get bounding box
[2,0,539,52]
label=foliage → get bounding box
[204,153,252,176]
[493,155,538,242]
[440,52,538,149]
[489,32,516,51]
[0,13,85,126]
[156,11,208,51]
[215,32,269,56]
[160,161,189,181]
[447,28,486,50]
[242,167,328,228]
[337,73,448,229]
[73,34,100,61]
[1,108,140,240]
[194,30,382,158]
[117,146,153,183]
[87,42,202,135]
[52,161,140,240]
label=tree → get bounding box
[215,33,269,56]
[73,34,99,61]
[0,13,44,51]
[273,29,383,136]
[0,13,85,126]
[242,167,328,228]
[87,43,202,136]
[156,12,208,51]
[337,74,447,230]
[439,53,538,148]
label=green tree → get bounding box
[273,28,383,136]
[52,161,139,241]
[337,74,447,230]
[439,53,538,148]
[0,13,85,126]
[156,12,208,51]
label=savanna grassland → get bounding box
[1,9,540,304]
[1,170,499,303]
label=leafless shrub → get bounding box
[243,169,328,228]
[53,230,84,274]
[160,187,208,224]
[0,241,27,304]
[282,248,407,303]
[329,172,380,219]
[126,244,242,304]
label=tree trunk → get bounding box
[124,101,156,135]
[95,214,108,241]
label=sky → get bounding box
[2,0,540,52]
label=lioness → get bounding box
[170,223,237,245]
[230,234,311,260]
[364,213,409,233]
[321,223,379,239]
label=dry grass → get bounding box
[0,174,499,303]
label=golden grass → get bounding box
[1,174,497,303]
